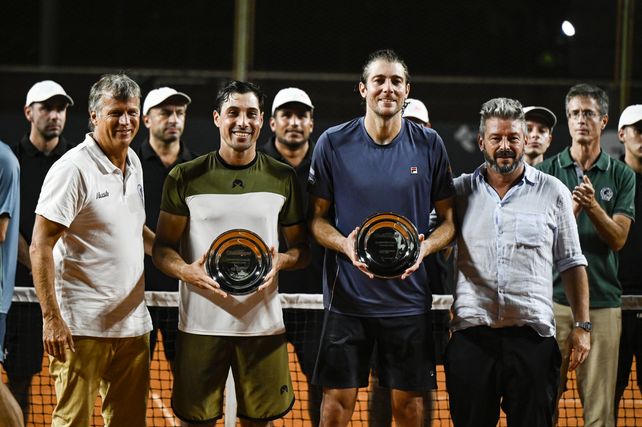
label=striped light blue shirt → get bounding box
[452,163,587,337]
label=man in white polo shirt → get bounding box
[30,73,153,427]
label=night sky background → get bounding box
[1,0,640,174]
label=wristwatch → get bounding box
[574,321,592,332]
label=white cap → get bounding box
[618,105,642,130]
[523,106,557,129]
[25,80,74,107]
[143,87,191,115]
[403,98,429,124]
[271,88,314,115]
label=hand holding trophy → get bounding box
[355,212,420,279]
[205,229,272,295]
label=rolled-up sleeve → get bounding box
[553,186,587,273]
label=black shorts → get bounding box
[313,311,436,391]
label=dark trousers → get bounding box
[445,326,560,427]
[284,309,324,426]
[148,306,179,367]
[4,302,44,423]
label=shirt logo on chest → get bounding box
[410,166,418,174]
[600,187,613,202]
[233,179,244,188]
[96,190,110,199]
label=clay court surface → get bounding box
[3,337,642,426]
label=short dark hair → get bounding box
[360,49,410,84]
[88,73,140,130]
[565,83,609,117]
[215,81,265,113]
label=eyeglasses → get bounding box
[567,110,601,120]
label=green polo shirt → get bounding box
[537,147,635,308]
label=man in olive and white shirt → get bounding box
[446,98,590,427]
[30,73,152,426]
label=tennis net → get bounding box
[3,288,642,426]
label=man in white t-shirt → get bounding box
[30,73,153,427]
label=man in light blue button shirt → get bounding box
[446,98,591,427]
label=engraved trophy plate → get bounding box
[205,229,272,295]
[355,213,420,279]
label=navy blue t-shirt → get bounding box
[308,117,454,316]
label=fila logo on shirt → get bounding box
[410,166,418,174]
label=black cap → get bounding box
[524,106,557,129]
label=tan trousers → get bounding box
[49,334,150,427]
[554,303,621,427]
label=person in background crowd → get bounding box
[5,80,74,423]
[136,87,197,371]
[260,87,323,425]
[403,98,431,128]
[537,83,635,426]
[613,104,642,423]
[523,106,556,166]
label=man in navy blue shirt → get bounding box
[308,49,456,426]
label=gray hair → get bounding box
[88,73,140,129]
[479,97,527,136]
[565,83,609,117]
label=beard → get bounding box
[276,135,307,150]
[38,122,62,141]
[483,148,524,175]
[372,102,403,119]
[41,129,62,140]
[153,127,181,145]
